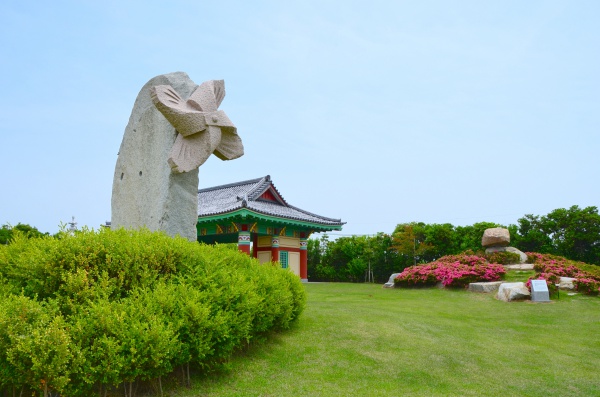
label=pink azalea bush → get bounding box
[394,253,505,289]
[525,252,600,296]
[573,278,600,295]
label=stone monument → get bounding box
[530,279,551,302]
[111,72,243,241]
[482,227,528,263]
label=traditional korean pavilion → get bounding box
[197,175,344,280]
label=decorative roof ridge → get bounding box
[247,178,288,206]
[198,175,268,193]
[286,203,345,224]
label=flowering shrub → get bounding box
[525,252,600,296]
[394,263,439,287]
[573,278,600,295]
[394,254,505,289]
[436,253,489,266]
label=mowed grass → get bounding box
[173,282,600,397]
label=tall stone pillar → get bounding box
[111,72,244,241]
[300,237,308,281]
[271,236,280,263]
[238,231,251,255]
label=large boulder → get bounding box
[485,246,528,263]
[482,227,510,247]
[497,282,531,302]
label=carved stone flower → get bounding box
[151,80,243,173]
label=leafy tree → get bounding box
[391,223,433,266]
[307,235,327,280]
[454,222,502,252]
[307,233,403,283]
[321,235,369,282]
[512,206,600,265]
[367,233,402,282]
[0,223,48,244]
[543,206,600,264]
[512,214,552,253]
[423,223,458,259]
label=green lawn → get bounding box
[172,281,600,397]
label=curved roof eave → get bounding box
[197,207,345,230]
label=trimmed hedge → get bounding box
[0,228,306,396]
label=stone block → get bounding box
[559,277,576,291]
[497,282,531,302]
[468,281,503,293]
[482,227,510,247]
[504,263,534,270]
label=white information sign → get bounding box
[531,279,550,302]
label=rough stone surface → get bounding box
[111,72,243,241]
[383,273,400,288]
[482,227,510,247]
[485,246,528,263]
[497,282,531,302]
[468,281,503,293]
[559,277,576,290]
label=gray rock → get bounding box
[383,273,400,288]
[497,282,531,302]
[468,281,503,293]
[559,277,576,290]
[111,72,243,241]
[485,246,528,263]
[482,227,510,247]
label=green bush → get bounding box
[0,228,306,396]
[483,250,522,265]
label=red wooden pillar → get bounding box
[238,231,251,255]
[300,236,308,281]
[252,233,258,259]
[271,236,280,263]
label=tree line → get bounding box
[308,205,600,282]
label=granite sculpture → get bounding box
[111,72,243,241]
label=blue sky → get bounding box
[1,0,598,236]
